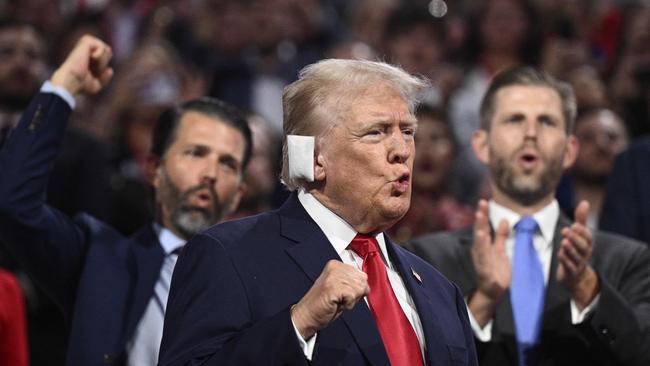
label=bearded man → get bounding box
[405,67,650,366]
[0,35,250,366]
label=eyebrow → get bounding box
[364,113,418,126]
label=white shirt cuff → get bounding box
[570,293,600,324]
[292,317,317,360]
[466,300,493,342]
[41,81,76,109]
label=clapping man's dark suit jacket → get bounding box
[404,216,650,366]
[0,93,167,365]
[158,192,478,366]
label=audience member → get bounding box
[0,35,251,366]
[556,107,628,228]
[229,112,281,219]
[609,5,649,139]
[406,67,650,366]
[600,136,650,246]
[383,3,456,107]
[159,59,477,366]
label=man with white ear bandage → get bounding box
[159,59,478,366]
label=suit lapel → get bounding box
[120,225,166,350]
[386,237,449,366]
[542,216,571,329]
[280,194,389,366]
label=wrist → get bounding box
[50,69,80,97]
[569,267,599,310]
[291,304,316,340]
[468,290,500,327]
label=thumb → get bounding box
[574,200,590,226]
[494,219,509,253]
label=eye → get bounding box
[506,114,525,124]
[184,146,206,157]
[219,156,240,172]
[539,116,557,127]
[366,129,383,136]
[401,127,416,136]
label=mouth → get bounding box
[190,188,214,208]
[518,151,540,171]
[392,172,411,194]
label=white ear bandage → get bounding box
[287,135,315,182]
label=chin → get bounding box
[383,202,410,221]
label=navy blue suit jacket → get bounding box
[0,93,166,365]
[159,193,478,365]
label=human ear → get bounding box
[562,135,579,169]
[471,130,490,165]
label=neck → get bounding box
[309,189,389,235]
[491,188,554,216]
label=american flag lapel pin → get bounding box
[411,267,422,284]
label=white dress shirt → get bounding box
[293,190,426,360]
[126,225,184,366]
[469,199,600,341]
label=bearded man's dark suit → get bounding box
[403,216,650,366]
[0,92,167,365]
[158,192,478,366]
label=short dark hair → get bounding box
[151,97,253,169]
[479,66,576,134]
[0,18,45,43]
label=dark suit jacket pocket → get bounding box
[447,344,468,365]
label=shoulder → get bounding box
[593,229,649,259]
[403,228,472,261]
[73,212,125,243]
[200,211,279,248]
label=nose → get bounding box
[524,119,538,140]
[200,157,219,184]
[388,132,412,164]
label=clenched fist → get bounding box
[291,260,369,340]
[50,35,113,96]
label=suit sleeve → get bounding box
[0,93,88,311]
[581,243,650,366]
[158,233,308,366]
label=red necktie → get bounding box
[349,234,424,366]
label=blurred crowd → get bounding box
[0,0,648,364]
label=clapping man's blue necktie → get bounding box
[511,216,544,366]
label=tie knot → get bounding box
[515,216,538,234]
[349,233,379,258]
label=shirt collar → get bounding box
[153,223,185,255]
[488,199,559,243]
[297,190,389,259]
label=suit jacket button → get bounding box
[104,354,114,364]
